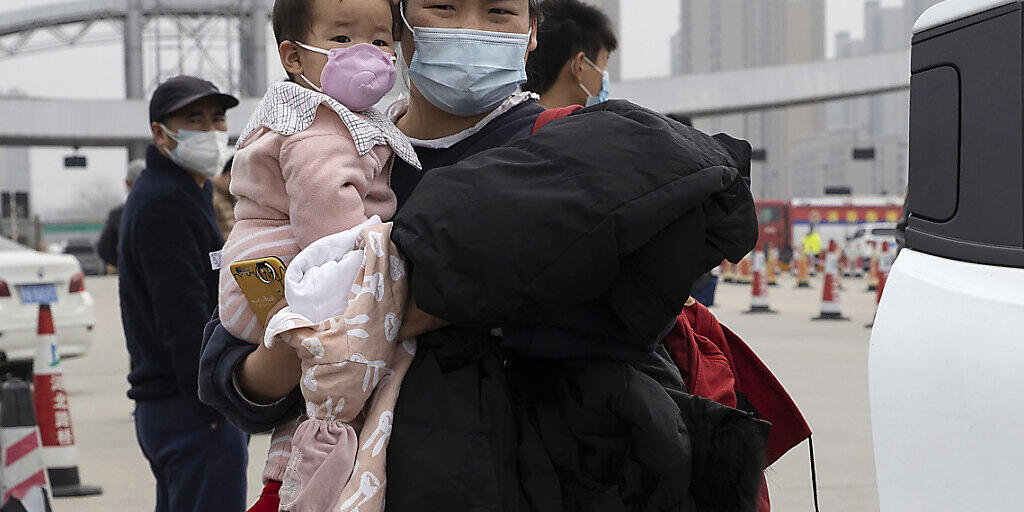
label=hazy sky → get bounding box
[0,0,905,218]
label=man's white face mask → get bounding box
[159,124,231,178]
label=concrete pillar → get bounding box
[124,0,147,160]
[240,0,268,97]
[124,0,144,99]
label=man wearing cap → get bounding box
[97,159,145,270]
[118,76,247,512]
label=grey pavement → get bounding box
[50,273,879,511]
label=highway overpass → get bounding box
[0,50,910,147]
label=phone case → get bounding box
[230,256,287,326]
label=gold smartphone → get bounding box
[230,256,287,326]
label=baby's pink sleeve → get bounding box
[279,112,382,249]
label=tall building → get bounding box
[807,0,942,198]
[0,146,31,244]
[669,0,826,199]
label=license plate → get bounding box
[18,284,57,305]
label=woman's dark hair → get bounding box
[397,0,542,28]
[524,0,618,95]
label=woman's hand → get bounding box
[236,340,302,404]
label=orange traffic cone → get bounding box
[722,261,735,283]
[766,246,779,287]
[795,253,811,288]
[746,250,776,314]
[0,378,52,511]
[815,241,848,321]
[31,305,101,498]
[737,254,753,284]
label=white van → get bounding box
[869,1,1024,510]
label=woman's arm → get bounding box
[198,311,303,433]
[236,339,302,403]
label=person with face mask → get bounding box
[119,75,250,512]
[200,4,551,506]
[524,0,616,109]
[200,2,769,511]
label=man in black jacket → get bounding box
[97,159,144,270]
[118,75,246,512]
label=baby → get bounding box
[216,0,420,510]
[219,0,418,344]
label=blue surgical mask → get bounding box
[579,56,610,107]
[400,3,531,117]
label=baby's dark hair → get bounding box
[272,0,315,46]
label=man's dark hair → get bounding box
[524,0,618,95]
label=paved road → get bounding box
[49,273,879,511]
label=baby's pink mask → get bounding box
[295,42,397,112]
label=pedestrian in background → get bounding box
[211,156,236,239]
[117,75,247,512]
[524,0,617,108]
[97,158,145,271]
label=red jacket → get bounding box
[663,301,812,512]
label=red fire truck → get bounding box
[755,197,904,262]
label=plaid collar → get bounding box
[386,90,538,149]
[238,80,421,170]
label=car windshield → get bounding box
[0,237,29,252]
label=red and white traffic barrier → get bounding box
[31,305,101,498]
[815,241,848,321]
[746,250,776,314]
[0,378,51,511]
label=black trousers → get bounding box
[134,395,249,512]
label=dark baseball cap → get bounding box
[149,75,239,124]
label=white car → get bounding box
[846,222,898,263]
[870,0,1024,510]
[0,236,95,367]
